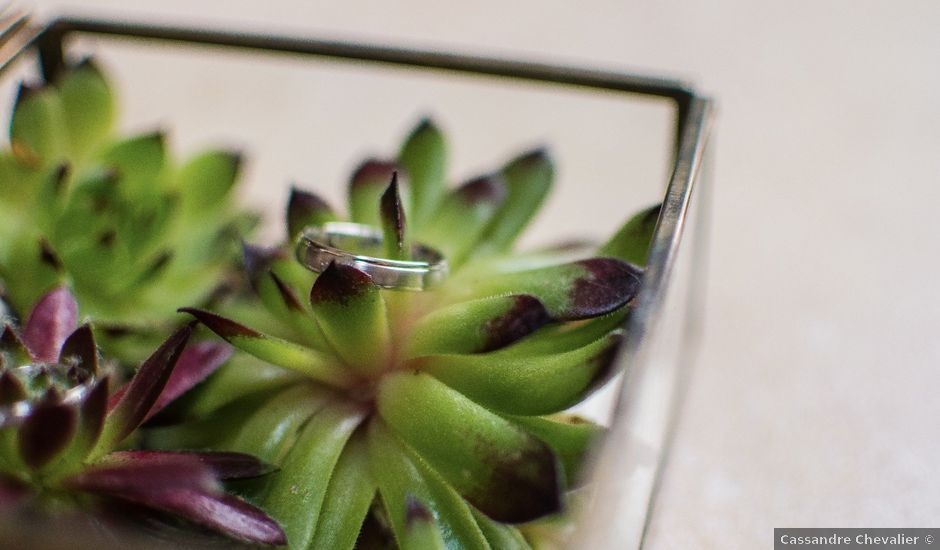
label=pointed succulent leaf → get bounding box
[477,148,554,253]
[18,400,77,470]
[49,378,109,472]
[598,203,661,265]
[9,83,67,167]
[175,150,242,215]
[0,371,27,405]
[404,294,551,358]
[401,496,446,550]
[67,452,217,493]
[261,269,333,351]
[58,60,115,158]
[99,132,166,197]
[58,323,98,377]
[105,450,275,480]
[500,308,628,356]
[96,324,193,455]
[23,286,78,363]
[417,330,624,416]
[348,159,399,227]
[141,341,232,422]
[397,118,446,228]
[506,414,605,487]
[308,435,376,550]
[263,403,365,549]
[367,419,490,550]
[460,258,641,321]
[225,384,331,464]
[0,325,31,365]
[380,174,410,260]
[180,308,348,387]
[287,186,339,239]
[309,263,390,373]
[377,372,563,522]
[154,490,288,546]
[419,174,506,266]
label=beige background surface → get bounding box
[11,2,940,548]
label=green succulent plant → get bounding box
[0,60,256,362]
[164,119,660,549]
[0,286,285,546]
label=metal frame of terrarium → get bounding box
[0,8,714,549]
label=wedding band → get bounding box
[296,222,448,291]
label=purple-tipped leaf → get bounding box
[405,295,550,358]
[463,258,642,321]
[143,341,232,422]
[66,453,217,495]
[58,323,98,377]
[348,158,399,227]
[23,286,78,363]
[380,173,409,260]
[107,450,275,480]
[18,400,77,469]
[287,186,338,239]
[96,324,193,455]
[377,372,563,523]
[309,263,389,374]
[180,308,347,387]
[0,371,27,405]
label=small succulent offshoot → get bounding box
[0,287,285,546]
[0,59,255,362]
[170,119,661,549]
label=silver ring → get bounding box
[296,222,448,291]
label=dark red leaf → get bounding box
[23,286,78,363]
[105,324,193,442]
[107,450,275,480]
[18,400,77,469]
[287,186,337,238]
[66,454,217,495]
[58,323,98,377]
[142,341,232,422]
[0,475,30,508]
[0,371,27,405]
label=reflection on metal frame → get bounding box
[0,8,714,548]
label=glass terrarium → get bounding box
[0,7,713,549]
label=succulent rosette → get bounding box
[0,287,285,546]
[0,60,255,361]
[167,120,660,549]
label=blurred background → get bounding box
[5,1,940,548]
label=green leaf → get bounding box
[181,353,301,417]
[598,203,661,265]
[404,295,550,358]
[477,149,553,253]
[450,258,642,321]
[505,414,604,487]
[10,84,67,167]
[472,508,532,550]
[415,329,624,416]
[58,60,115,159]
[367,419,490,550]
[397,118,446,229]
[287,186,339,240]
[419,175,506,267]
[308,434,375,550]
[400,497,447,550]
[99,132,167,199]
[225,383,331,464]
[175,149,241,216]
[263,403,365,549]
[180,308,350,388]
[348,159,398,227]
[308,263,390,374]
[377,372,563,523]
